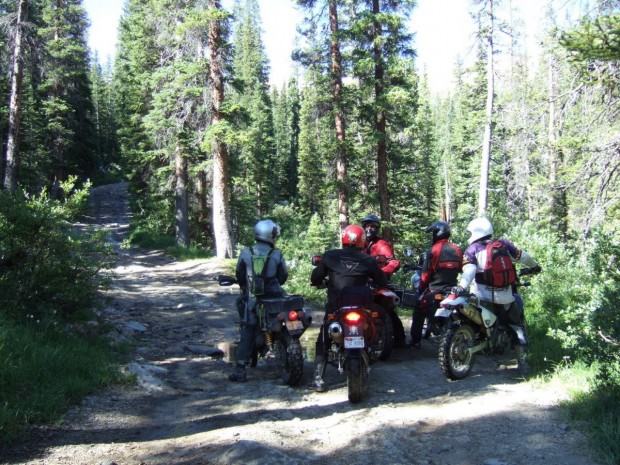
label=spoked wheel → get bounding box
[273,338,304,386]
[377,313,394,361]
[439,324,476,380]
[347,357,367,404]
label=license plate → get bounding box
[286,320,304,331]
[344,336,365,349]
[435,308,452,318]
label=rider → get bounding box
[410,221,463,348]
[453,217,541,373]
[229,219,289,382]
[310,224,389,392]
[360,214,406,347]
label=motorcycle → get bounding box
[311,256,392,403]
[437,268,538,380]
[215,274,312,386]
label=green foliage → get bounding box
[0,313,126,444]
[0,181,112,320]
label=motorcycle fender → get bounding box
[434,308,452,318]
[510,324,527,345]
[480,307,497,328]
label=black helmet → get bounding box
[426,221,451,243]
[361,214,381,241]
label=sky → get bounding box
[83,0,565,95]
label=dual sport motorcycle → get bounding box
[215,274,312,386]
[437,268,539,380]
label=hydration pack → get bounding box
[477,240,516,288]
[249,247,274,296]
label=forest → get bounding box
[0,0,618,459]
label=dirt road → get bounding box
[1,183,604,465]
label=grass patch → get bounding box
[533,361,620,465]
[0,314,128,444]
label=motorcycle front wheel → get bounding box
[273,338,304,386]
[439,323,476,380]
[347,357,367,404]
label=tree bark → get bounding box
[373,0,392,241]
[478,0,494,217]
[4,0,28,191]
[329,0,349,231]
[208,0,235,258]
[175,144,190,248]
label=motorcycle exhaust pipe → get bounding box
[328,322,344,344]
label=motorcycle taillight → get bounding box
[288,310,299,321]
[344,311,362,324]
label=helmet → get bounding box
[426,221,451,243]
[466,217,493,244]
[361,214,381,241]
[254,219,281,245]
[341,224,365,248]
[361,214,381,228]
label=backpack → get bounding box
[430,241,462,274]
[478,240,516,288]
[249,247,274,296]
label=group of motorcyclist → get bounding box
[228,214,541,389]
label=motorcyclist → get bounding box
[310,224,389,392]
[360,214,406,347]
[453,217,541,374]
[410,221,463,348]
[228,219,288,382]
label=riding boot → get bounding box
[228,363,247,382]
[514,345,529,376]
[312,356,327,392]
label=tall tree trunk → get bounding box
[208,0,235,258]
[329,0,349,231]
[478,0,494,217]
[175,144,190,248]
[373,0,392,241]
[547,56,568,239]
[4,0,28,191]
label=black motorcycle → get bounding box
[215,274,311,386]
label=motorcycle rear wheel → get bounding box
[347,357,367,403]
[274,338,304,386]
[439,324,476,380]
[377,313,394,361]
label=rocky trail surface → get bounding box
[1,182,604,465]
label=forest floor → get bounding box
[1,182,606,465]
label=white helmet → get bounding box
[254,219,281,245]
[467,217,493,244]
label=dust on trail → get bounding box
[1,182,604,465]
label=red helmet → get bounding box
[341,224,365,248]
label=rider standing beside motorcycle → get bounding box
[310,224,389,392]
[410,221,463,348]
[360,214,406,348]
[453,217,541,371]
[228,219,289,383]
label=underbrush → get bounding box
[0,314,129,444]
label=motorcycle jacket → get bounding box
[419,239,463,294]
[361,237,401,279]
[311,247,389,312]
[459,237,538,304]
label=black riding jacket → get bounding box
[311,247,388,311]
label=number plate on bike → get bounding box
[286,320,304,331]
[344,336,365,349]
[435,308,452,318]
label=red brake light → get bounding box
[344,311,362,323]
[288,311,298,321]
